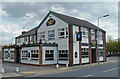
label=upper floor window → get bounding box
[97,31,103,40]
[58,27,68,39]
[40,31,45,40]
[24,37,27,42]
[18,38,20,43]
[91,29,95,40]
[31,35,36,42]
[48,30,55,40]
[81,27,88,38]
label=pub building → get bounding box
[2,11,106,66]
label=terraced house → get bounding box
[2,11,106,66]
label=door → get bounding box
[16,48,20,63]
[92,49,96,63]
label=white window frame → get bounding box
[59,50,68,60]
[58,27,68,39]
[45,50,54,60]
[91,29,95,40]
[40,31,45,41]
[31,50,39,60]
[81,48,89,58]
[81,27,88,38]
[48,30,55,40]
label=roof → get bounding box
[50,11,106,32]
[16,27,37,38]
[16,11,106,38]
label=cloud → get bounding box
[1,2,118,45]
[50,5,65,13]
[0,24,22,44]
[70,9,79,13]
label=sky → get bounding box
[0,2,118,45]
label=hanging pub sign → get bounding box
[76,32,82,41]
[90,40,97,47]
[46,18,56,26]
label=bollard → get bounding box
[66,63,68,67]
[16,67,20,72]
[1,68,5,73]
[56,64,59,68]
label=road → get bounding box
[36,57,120,78]
[0,57,120,78]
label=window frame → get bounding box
[48,30,55,40]
[45,50,54,60]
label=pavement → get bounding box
[0,56,119,78]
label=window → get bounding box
[48,30,55,40]
[81,27,88,38]
[31,35,35,42]
[99,49,103,56]
[66,27,68,38]
[18,38,20,43]
[97,31,103,40]
[40,31,45,40]
[58,27,68,38]
[24,37,27,42]
[4,51,15,59]
[81,48,89,58]
[10,51,15,59]
[91,29,95,40]
[45,50,54,60]
[31,50,39,60]
[75,52,78,58]
[59,50,68,60]
[4,51,8,58]
[21,50,28,59]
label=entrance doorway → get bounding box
[92,49,96,63]
[16,48,20,63]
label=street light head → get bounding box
[103,14,109,17]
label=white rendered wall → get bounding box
[73,25,79,64]
[21,47,39,65]
[37,14,69,64]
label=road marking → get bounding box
[83,74,93,77]
[59,67,70,70]
[21,71,35,74]
[103,67,120,73]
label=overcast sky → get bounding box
[0,2,118,45]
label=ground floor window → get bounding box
[81,48,89,58]
[31,50,39,60]
[59,50,68,60]
[99,49,103,56]
[21,50,39,60]
[4,51,15,59]
[45,50,54,60]
[21,50,28,59]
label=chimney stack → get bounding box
[22,31,26,34]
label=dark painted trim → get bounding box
[68,24,73,66]
[79,26,82,65]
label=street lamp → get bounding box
[97,14,109,64]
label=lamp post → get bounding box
[97,14,109,64]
